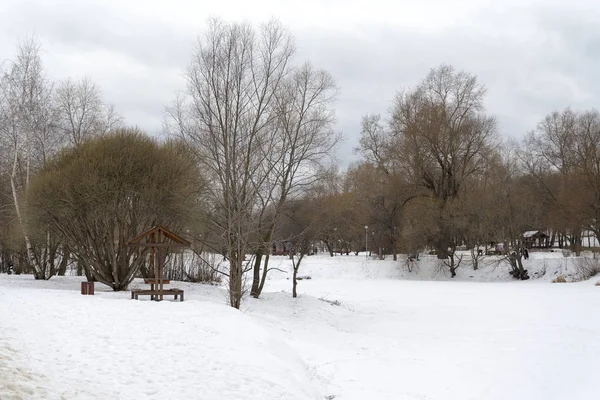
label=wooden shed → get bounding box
[523,230,548,249]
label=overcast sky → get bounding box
[1,0,599,165]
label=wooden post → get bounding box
[159,247,164,300]
[81,282,94,295]
[158,229,163,300]
[152,231,158,301]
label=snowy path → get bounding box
[0,334,47,400]
[0,278,321,400]
[0,295,48,400]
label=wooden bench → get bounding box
[131,288,184,302]
[143,278,171,291]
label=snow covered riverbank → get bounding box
[1,253,599,399]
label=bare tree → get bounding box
[525,108,600,252]
[275,198,320,298]
[496,144,541,279]
[55,77,122,147]
[357,65,497,275]
[345,162,407,260]
[358,114,397,176]
[249,62,339,297]
[167,18,294,308]
[392,65,496,204]
[0,37,64,279]
[360,65,497,269]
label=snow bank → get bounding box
[265,251,600,283]
[0,277,321,400]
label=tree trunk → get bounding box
[228,249,243,309]
[570,230,581,256]
[558,233,564,248]
[256,252,271,296]
[57,247,70,276]
[435,239,450,260]
[508,251,529,280]
[324,240,334,257]
[471,247,479,270]
[33,269,46,280]
[391,229,397,261]
[252,228,275,298]
[0,250,7,272]
[10,152,43,279]
[448,254,456,278]
[291,252,305,298]
[292,266,298,298]
[250,246,264,298]
[83,263,94,282]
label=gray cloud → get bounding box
[1,0,600,165]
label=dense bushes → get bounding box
[27,129,202,290]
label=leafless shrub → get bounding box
[405,257,415,273]
[28,131,200,290]
[573,257,600,281]
[433,259,448,276]
[164,252,222,284]
[531,261,547,279]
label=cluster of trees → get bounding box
[2,20,600,309]
[0,42,201,290]
[0,38,123,281]
[268,65,600,284]
[0,21,339,308]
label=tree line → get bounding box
[1,20,599,308]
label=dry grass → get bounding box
[552,275,568,283]
[319,297,342,306]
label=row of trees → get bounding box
[267,64,600,284]
[319,65,600,280]
[0,38,122,280]
[2,19,600,308]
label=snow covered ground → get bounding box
[1,252,600,399]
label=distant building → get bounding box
[523,230,549,249]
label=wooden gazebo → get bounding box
[126,226,190,301]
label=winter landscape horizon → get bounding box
[3,1,600,399]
